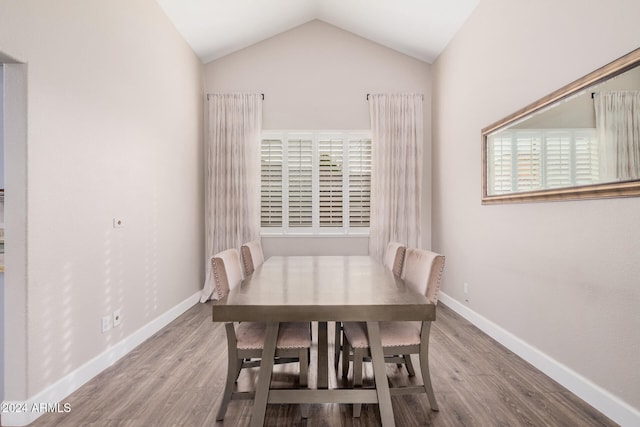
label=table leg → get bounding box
[366,321,395,427]
[250,322,279,427]
[317,321,328,389]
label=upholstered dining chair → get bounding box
[341,247,445,417]
[241,239,313,374]
[240,239,265,276]
[381,241,415,374]
[334,241,408,374]
[214,248,311,421]
[383,241,406,276]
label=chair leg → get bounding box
[352,348,364,418]
[216,350,239,420]
[342,334,350,379]
[419,322,439,411]
[235,358,244,381]
[334,321,342,373]
[299,347,310,418]
[403,354,416,377]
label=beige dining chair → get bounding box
[334,241,407,373]
[382,241,415,375]
[240,239,265,276]
[241,239,313,373]
[383,241,406,276]
[214,248,311,421]
[341,247,445,417]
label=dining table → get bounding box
[211,255,436,427]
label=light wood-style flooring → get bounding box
[29,302,617,426]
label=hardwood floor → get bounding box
[30,302,617,426]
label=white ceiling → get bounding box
[155,0,479,64]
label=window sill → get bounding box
[260,230,369,238]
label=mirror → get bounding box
[482,48,640,204]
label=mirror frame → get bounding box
[481,47,640,204]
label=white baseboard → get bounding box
[1,291,201,427]
[439,293,640,427]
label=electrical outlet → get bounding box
[102,315,113,333]
[113,218,124,228]
[113,309,122,327]
[464,282,469,294]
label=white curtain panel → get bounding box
[200,93,262,302]
[368,93,423,262]
[595,90,640,181]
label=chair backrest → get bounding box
[212,248,244,300]
[241,240,265,276]
[383,241,406,276]
[401,248,445,305]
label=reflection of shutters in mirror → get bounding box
[515,133,542,192]
[318,138,344,227]
[288,138,313,227]
[260,139,283,227]
[573,130,599,185]
[488,135,513,194]
[348,138,371,227]
[545,130,599,188]
[545,132,571,188]
[489,129,598,194]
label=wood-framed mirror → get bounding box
[482,48,640,204]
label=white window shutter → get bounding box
[287,138,313,227]
[348,137,371,227]
[260,139,283,227]
[318,138,344,227]
[260,131,371,235]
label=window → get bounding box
[488,129,599,195]
[260,131,371,235]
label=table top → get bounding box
[212,256,435,323]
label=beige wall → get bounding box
[0,0,204,400]
[204,20,433,256]
[433,0,640,415]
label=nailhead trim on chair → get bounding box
[212,257,229,300]
[241,245,255,276]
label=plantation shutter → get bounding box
[260,139,283,227]
[318,138,344,227]
[260,131,372,234]
[348,137,371,227]
[288,138,313,227]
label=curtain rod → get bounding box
[366,93,424,100]
[206,93,264,100]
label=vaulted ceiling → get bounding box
[155,0,479,64]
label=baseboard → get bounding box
[439,293,640,427]
[1,291,201,427]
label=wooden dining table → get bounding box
[212,255,436,427]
